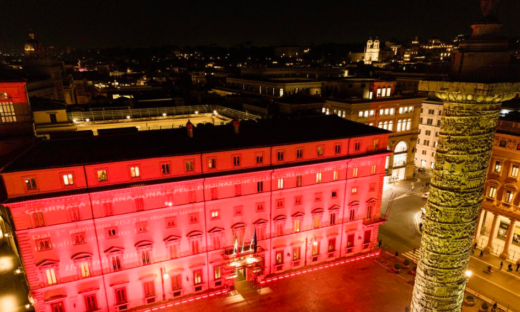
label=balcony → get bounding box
[363,216,386,228]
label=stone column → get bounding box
[484,213,499,252]
[473,209,485,243]
[410,82,518,312]
[500,219,516,259]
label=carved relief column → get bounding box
[484,212,499,252]
[500,219,516,259]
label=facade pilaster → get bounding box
[500,219,516,259]
[485,212,499,252]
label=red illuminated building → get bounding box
[1,116,391,312]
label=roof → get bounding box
[30,97,68,111]
[2,115,390,173]
[275,94,326,105]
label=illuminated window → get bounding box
[97,170,108,182]
[388,120,393,131]
[296,175,303,187]
[512,165,519,178]
[277,178,284,189]
[45,268,58,285]
[333,170,339,181]
[316,172,322,184]
[185,160,194,172]
[161,163,170,175]
[107,227,118,238]
[214,266,221,280]
[37,238,52,251]
[293,246,301,261]
[373,139,379,149]
[63,173,74,186]
[354,141,361,151]
[24,177,38,191]
[211,210,219,219]
[371,164,377,174]
[504,190,514,203]
[32,212,45,227]
[328,238,336,252]
[208,158,216,169]
[296,149,303,159]
[334,144,341,154]
[353,167,358,178]
[130,166,140,178]
[193,270,203,285]
[352,187,357,194]
[494,161,502,173]
[233,155,241,166]
[312,242,320,256]
[313,215,321,229]
[276,251,284,265]
[79,261,91,278]
[317,146,324,156]
[358,111,363,118]
[294,219,301,233]
[0,102,16,122]
[488,186,497,198]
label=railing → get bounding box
[67,105,261,123]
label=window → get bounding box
[78,261,91,278]
[428,109,435,115]
[166,217,176,228]
[293,246,301,261]
[73,232,86,244]
[234,206,243,216]
[188,190,196,203]
[427,119,433,125]
[140,249,152,265]
[371,164,377,174]
[0,102,16,122]
[349,209,356,221]
[328,238,336,252]
[84,294,98,312]
[97,170,108,182]
[171,274,182,290]
[51,303,64,312]
[358,111,363,118]
[134,198,144,211]
[212,236,221,250]
[111,256,122,271]
[275,250,284,265]
[211,210,219,219]
[373,139,379,149]
[317,146,324,156]
[107,227,118,238]
[191,239,200,254]
[315,192,322,202]
[24,177,38,191]
[296,149,303,159]
[277,178,284,189]
[276,223,284,236]
[257,181,264,192]
[333,170,339,181]
[294,196,302,205]
[143,280,155,298]
[211,188,218,200]
[330,213,336,225]
[45,268,58,285]
[256,153,264,164]
[367,204,373,219]
[277,151,285,161]
[130,166,140,178]
[313,215,321,229]
[369,183,376,192]
[276,199,285,209]
[214,266,221,280]
[69,206,80,221]
[293,219,301,233]
[437,120,441,126]
[208,158,217,169]
[185,160,194,172]
[512,165,519,178]
[115,287,127,304]
[193,270,203,285]
[312,242,320,256]
[331,191,338,198]
[161,163,170,175]
[104,203,113,216]
[494,161,502,173]
[136,222,148,233]
[352,187,358,194]
[425,130,431,136]
[32,212,45,227]
[504,190,514,203]
[422,150,427,155]
[37,238,52,251]
[168,244,179,259]
[354,141,361,151]
[316,172,322,183]
[256,202,265,212]
[189,213,199,224]
[233,155,241,166]
[353,167,358,178]
[488,186,497,198]
[433,141,438,147]
[296,175,303,187]
[62,173,74,186]
[334,144,341,154]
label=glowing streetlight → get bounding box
[162,113,167,117]
[126,115,130,119]
[465,270,472,278]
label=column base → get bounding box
[499,252,508,259]
[484,246,492,252]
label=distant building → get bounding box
[364,38,380,65]
[274,46,307,58]
[225,77,322,98]
[414,98,443,169]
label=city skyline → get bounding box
[1,0,520,50]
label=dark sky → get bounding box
[1,0,519,49]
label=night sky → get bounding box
[1,0,519,49]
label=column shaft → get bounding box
[485,213,499,252]
[500,219,516,259]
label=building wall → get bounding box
[226,78,322,97]
[414,100,443,169]
[3,134,390,312]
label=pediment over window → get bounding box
[36,259,59,268]
[104,246,124,255]
[292,211,305,218]
[311,208,324,215]
[163,235,181,243]
[135,240,153,248]
[348,201,360,207]
[231,222,247,230]
[208,227,224,234]
[71,252,93,261]
[366,198,378,204]
[329,205,340,212]
[273,215,287,222]
[187,230,203,238]
[253,218,268,225]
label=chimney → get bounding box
[232,117,240,134]
[186,120,193,138]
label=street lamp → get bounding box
[465,270,472,278]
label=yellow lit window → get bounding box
[63,173,74,186]
[130,166,140,178]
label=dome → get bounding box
[24,33,44,56]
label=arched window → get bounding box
[397,120,402,132]
[394,141,408,153]
[135,241,154,266]
[388,120,393,131]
